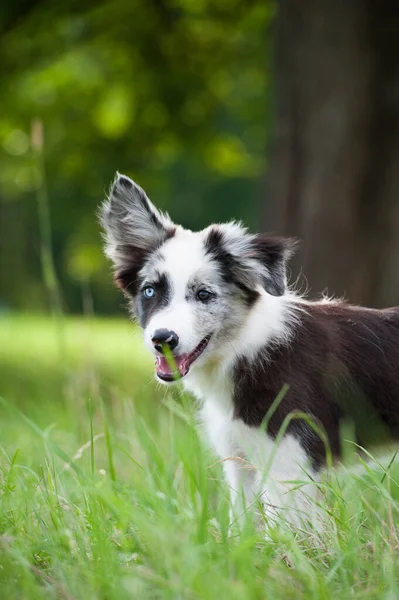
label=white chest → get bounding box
[183,368,318,526]
[184,368,280,469]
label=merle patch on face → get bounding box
[137,272,172,328]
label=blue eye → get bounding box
[197,289,212,302]
[144,286,155,298]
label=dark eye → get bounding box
[197,289,212,302]
[143,286,155,299]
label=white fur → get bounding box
[223,290,304,367]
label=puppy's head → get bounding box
[100,173,295,383]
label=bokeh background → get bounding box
[1,4,399,597]
[2,0,398,317]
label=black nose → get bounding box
[151,329,179,353]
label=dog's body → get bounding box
[101,174,399,526]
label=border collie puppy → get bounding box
[100,173,399,526]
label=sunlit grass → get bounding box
[1,315,399,599]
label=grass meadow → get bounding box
[1,315,399,599]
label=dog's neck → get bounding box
[183,291,300,406]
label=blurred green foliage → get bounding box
[0,0,275,314]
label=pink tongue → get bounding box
[156,355,188,377]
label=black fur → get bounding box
[117,175,134,189]
[137,273,172,328]
[204,228,259,306]
[233,303,399,469]
[114,246,150,297]
[114,230,175,303]
[250,234,297,297]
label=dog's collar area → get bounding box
[155,335,211,381]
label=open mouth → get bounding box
[155,335,211,382]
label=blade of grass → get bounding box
[88,397,95,477]
[100,397,116,483]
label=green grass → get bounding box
[1,315,399,599]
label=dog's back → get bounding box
[234,301,399,468]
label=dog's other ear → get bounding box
[249,234,297,296]
[205,224,296,297]
[100,173,176,295]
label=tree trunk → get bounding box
[265,0,399,308]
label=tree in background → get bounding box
[266,0,399,308]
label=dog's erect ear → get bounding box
[100,173,176,295]
[205,223,296,297]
